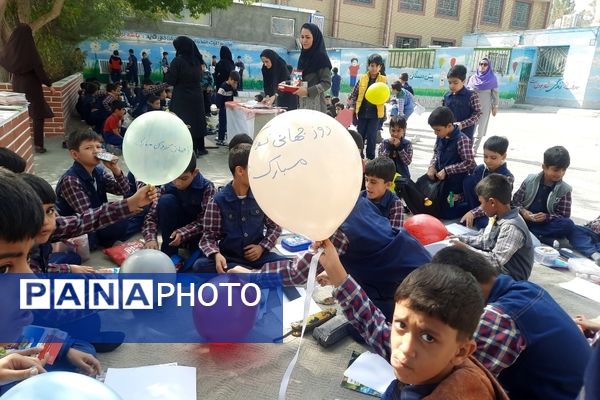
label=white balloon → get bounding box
[122,111,193,186]
[120,249,176,273]
[2,372,123,400]
[248,110,363,240]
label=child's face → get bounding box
[448,77,464,94]
[71,140,103,168]
[390,299,472,385]
[542,164,566,183]
[150,100,161,110]
[0,237,35,274]
[483,149,506,171]
[478,196,497,217]
[365,176,391,202]
[115,108,126,118]
[172,170,198,191]
[431,123,454,138]
[228,79,239,89]
[351,59,358,66]
[325,97,331,105]
[390,125,405,140]
[367,63,381,77]
[36,204,57,244]
[159,90,167,100]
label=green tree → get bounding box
[550,0,576,24]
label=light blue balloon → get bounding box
[2,371,123,399]
[120,249,176,273]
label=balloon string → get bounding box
[278,247,323,400]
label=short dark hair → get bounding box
[111,101,126,112]
[163,52,168,56]
[129,49,134,53]
[228,134,253,150]
[394,263,485,340]
[147,95,160,105]
[365,157,396,182]
[113,50,119,56]
[447,65,467,81]
[0,148,26,173]
[400,72,409,81]
[142,51,147,56]
[428,106,455,126]
[431,246,498,283]
[142,79,154,86]
[348,128,364,151]
[475,173,512,204]
[367,53,383,66]
[391,80,402,91]
[389,115,407,130]
[336,103,345,110]
[229,71,240,81]
[332,67,339,74]
[184,155,196,173]
[483,136,509,155]
[331,97,339,105]
[351,57,358,62]
[228,143,251,174]
[106,83,119,93]
[543,145,570,169]
[21,173,56,204]
[254,94,264,102]
[68,129,103,151]
[0,169,44,242]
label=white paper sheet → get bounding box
[559,278,600,304]
[445,222,478,236]
[273,289,321,328]
[424,239,453,257]
[104,364,196,400]
[343,351,396,394]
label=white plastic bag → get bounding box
[414,101,426,116]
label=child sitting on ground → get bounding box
[512,145,575,245]
[453,174,533,281]
[362,157,406,229]
[147,95,161,111]
[102,101,126,149]
[143,155,216,257]
[215,70,240,146]
[460,136,514,230]
[378,116,412,179]
[193,143,285,272]
[390,81,415,119]
[442,65,481,142]
[569,216,600,265]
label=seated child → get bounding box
[228,133,253,151]
[132,79,170,118]
[55,130,135,249]
[362,157,406,229]
[143,155,216,256]
[512,145,575,244]
[0,147,26,173]
[442,65,481,142]
[568,215,600,265]
[215,70,240,146]
[316,239,508,399]
[254,93,264,103]
[461,136,514,230]
[335,102,344,116]
[193,143,285,273]
[147,94,162,111]
[432,246,591,400]
[102,100,126,148]
[454,174,533,281]
[390,80,415,119]
[426,106,476,219]
[378,115,412,179]
[574,314,600,345]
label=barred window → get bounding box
[400,0,424,12]
[395,36,421,49]
[389,49,436,69]
[511,1,531,28]
[472,48,511,75]
[535,46,568,77]
[431,39,454,47]
[348,0,374,4]
[482,0,503,24]
[436,0,459,17]
[271,17,295,36]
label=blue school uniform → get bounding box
[360,189,399,221]
[443,87,476,140]
[216,81,236,142]
[464,163,514,229]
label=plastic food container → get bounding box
[534,246,559,266]
[281,235,312,252]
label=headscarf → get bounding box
[297,23,332,77]
[260,49,290,96]
[219,46,234,63]
[0,23,44,74]
[468,57,498,91]
[173,36,203,67]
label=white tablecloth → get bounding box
[225,102,284,139]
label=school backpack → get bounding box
[394,174,443,217]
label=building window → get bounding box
[399,0,424,12]
[271,17,295,36]
[436,0,459,17]
[431,39,454,47]
[395,36,421,48]
[348,0,374,4]
[482,0,503,24]
[535,46,569,77]
[511,1,531,28]
[389,49,435,68]
[472,48,511,74]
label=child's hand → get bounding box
[450,238,467,248]
[227,265,252,274]
[294,86,308,98]
[66,348,102,376]
[70,265,94,273]
[0,350,47,385]
[314,240,348,287]
[244,245,264,262]
[316,271,331,286]
[460,211,475,228]
[169,232,183,247]
[436,168,447,181]
[127,185,159,212]
[390,137,401,147]
[531,212,547,223]
[144,240,159,250]
[215,253,228,273]
[427,166,437,179]
[574,315,600,333]
[101,159,121,176]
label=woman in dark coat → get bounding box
[166,36,208,156]
[260,49,297,110]
[214,46,235,90]
[0,23,55,153]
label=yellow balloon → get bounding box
[365,82,391,105]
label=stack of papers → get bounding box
[343,351,396,394]
[0,91,28,106]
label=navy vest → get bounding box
[435,126,468,194]
[55,162,108,216]
[163,173,212,221]
[339,197,432,321]
[382,138,411,179]
[360,189,399,221]
[444,87,475,140]
[527,181,553,214]
[488,275,591,400]
[213,183,265,259]
[472,163,513,185]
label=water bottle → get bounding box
[448,191,455,208]
[552,240,560,250]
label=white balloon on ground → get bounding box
[120,249,176,273]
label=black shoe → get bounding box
[195,149,208,157]
[34,146,47,154]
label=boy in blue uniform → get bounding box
[194,143,285,273]
[362,157,406,229]
[461,136,514,230]
[512,145,575,245]
[377,116,412,179]
[426,106,476,219]
[143,156,216,256]
[215,70,240,146]
[442,65,481,142]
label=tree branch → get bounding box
[30,0,65,33]
[17,0,31,24]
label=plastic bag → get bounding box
[103,239,144,266]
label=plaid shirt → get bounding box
[442,90,482,130]
[199,198,281,257]
[144,82,170,96]
[388,197,406,230]
[59,170,130,215]
[512,180,572,220]
[142,184,216,242]
[378,139,413,167]
[471,171,515,219]
[586,216,600,234]
[102,93,119,112]
[429,134,476,175]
